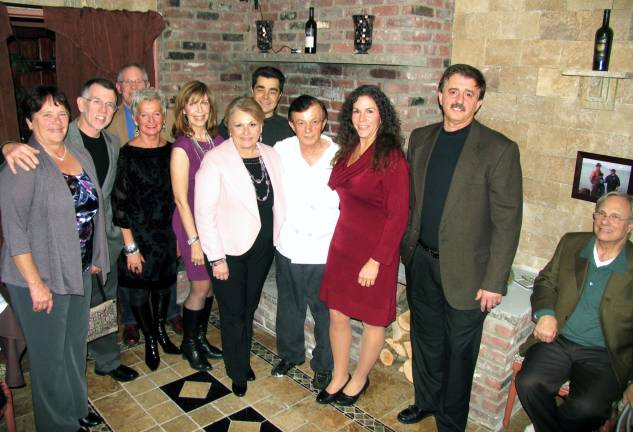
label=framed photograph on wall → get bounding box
[571,151,633,203]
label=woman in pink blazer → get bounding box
[195,96,285,397]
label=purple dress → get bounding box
[172,134,225,280]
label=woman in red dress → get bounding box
[317,85,409,405]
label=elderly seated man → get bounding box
[516,191,633,432]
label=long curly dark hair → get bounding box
[333,85,403,169]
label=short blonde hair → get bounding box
[131,87,167,118]
[223,96,264,128]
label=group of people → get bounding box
[0,61,631,432]
[590,162,621,198]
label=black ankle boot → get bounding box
[151,291,181,355]
[131,303,160,371]
[181,307,211,371]
[196,296,223,359]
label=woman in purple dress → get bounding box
[170,81,224,370]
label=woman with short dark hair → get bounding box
[0,85,108,431]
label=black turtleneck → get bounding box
[419,124,471,250]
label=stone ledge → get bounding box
[232,52,427,67]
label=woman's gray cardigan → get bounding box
[0,137,109,295]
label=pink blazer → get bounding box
[194,138,286,261]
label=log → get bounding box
[385,338,407,357]
[379,348,395,366]
[398,310,411,332]
[391,321,404,341]
[402,359,413,382]
[403,340,412,359]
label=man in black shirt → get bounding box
[2,79,140,391]
[399,64,523,431]
[606,169,621,192]
[218,66,294,146]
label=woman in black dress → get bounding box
[112,88,180,370]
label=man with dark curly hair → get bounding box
[399,64,523,430]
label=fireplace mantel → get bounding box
[232,52,427,67]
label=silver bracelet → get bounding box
[124,243,139,256]
[187,235,199,246]
[211,258,226,267]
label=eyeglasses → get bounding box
[592,211,632,223]
[83,97,118,112]
[119,79,148,87]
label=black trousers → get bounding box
[210,228,274,384]
[516,336,620,432]
[274,251,333,373]
[406,245,486,432]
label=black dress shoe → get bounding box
[247,368,256,381]
[271,359,302,377]
[397,405,434,424]
[95,365,139,382]
[79,412,102,427]
[316,374,351,405]
[335,377,369,406]
[312,370,332,390]
[232,381,247,397]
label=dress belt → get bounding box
[417,241,439,259]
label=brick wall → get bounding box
[157,0,455,137]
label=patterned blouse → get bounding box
[63,171,99,272]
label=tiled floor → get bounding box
[2,314,532,432]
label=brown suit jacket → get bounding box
[521,232,633,389]
[401,120,523,310]
[106,104,175,146]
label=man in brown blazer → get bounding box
[516,192,633,432]
[398,64,523,431]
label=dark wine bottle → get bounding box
[592,9,613,71]
[305,7,317,54]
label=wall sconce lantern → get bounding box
[353,14,375,54]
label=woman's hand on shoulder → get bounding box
[27,280,53,314]
[212,261,229,280]
[358,258,380,287]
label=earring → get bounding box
[258,135,262,143]
[134,125,140,136]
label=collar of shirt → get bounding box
[581,236,628,273]
[124,105,136,140]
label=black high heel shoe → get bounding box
[335,377,370,406]
[316,374,351,404]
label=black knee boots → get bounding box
[196,296,223,359]
[151,291,181,355]
[131,302,160,371]
[181,307,212,371]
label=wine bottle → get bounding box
[592,9,613,71]
[305,7,317,54]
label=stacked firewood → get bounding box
[379,310,413,382]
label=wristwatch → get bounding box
[187,235,199,246]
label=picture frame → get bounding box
[571,151,633,203]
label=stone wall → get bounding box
[452,0,633,271]
[158,0,454,136]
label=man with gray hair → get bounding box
[516,191,633,432]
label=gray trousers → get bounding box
[87,240,123,373]
[7,271,92,432]
[274,251,333,373]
